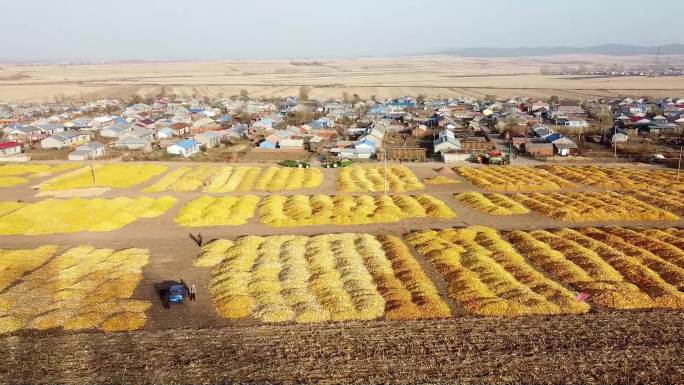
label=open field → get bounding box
[3,55,684,102]
[0,161,683,384]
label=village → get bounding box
[1,91,683,169]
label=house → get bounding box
[3,126,45,142]
[551,137,578,156]
[114,137,152,152]
[191,117,219,131]
[194,131,222,149]
[41,130,90,149]
[433,130,462,154]
[100,124,132,138]
[311,117,334,129]
[121,127,155,141]
[0,141,21,157]
[68,141,105,161]
[523,141,554,157]
[279,138,304,149]
[157,127,175,139]
[167,139,200,157]
[259,134,278,149]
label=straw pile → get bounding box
[540,165,684,191]
[423,175,459,185]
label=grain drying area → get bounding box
[0,161,683,384]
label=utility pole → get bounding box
[678,145,683,182]
[383,148,388,196]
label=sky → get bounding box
[2,0,684,61]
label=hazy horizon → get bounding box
[3,0,684,61]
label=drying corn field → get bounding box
[199,233,451,323]
[0,161,683,385]
[338,165,424,192]
[0,245,150,334]
[456,192,530,215]
[259,194,454,227]
[0,163,81,187]
[540,165,684,190]
[510,191,678,222]
[0,196,176,234]
[455,166,574,191]
[39,163,168,190]
[405,226,590,316]
[175,195,260,226]
[144,165,322,192]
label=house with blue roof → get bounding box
[167,139,200,157]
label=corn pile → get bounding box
[0,196,176,235]
[202,233,450,323]
[405,226,589,316]
[40,163,168,190]
[509,191,678,222]
[456,192,530,215]
[626,189,684,216]
[423,176,459,185]
[338,165,424,193]
[0,163,81,188]
[0,246,151,334]
[259,194,454,227]
[175,195,260,227]
[144,165,323,192]
[510,227,684,309]
[144,165,217,192]
[540,165,684,191]
[455,166,574,192]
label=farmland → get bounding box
[0,163,81,187]
[0,161,682,384]
[40,163,167,190]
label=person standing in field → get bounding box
[197,233,203,247]
[189,284,196,301]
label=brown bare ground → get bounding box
[3,55,684,102]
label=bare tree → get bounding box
[299,86,312,101]
[240,89,249,101]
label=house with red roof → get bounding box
[0,141,21,157]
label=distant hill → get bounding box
[435,44,684,57]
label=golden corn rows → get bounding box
[0,246,150,334]
[0,196,176,235]
[0,163,82,188]
[405,226,589,316]
[40,163,168,190]
[259,194,455,227]
[338,165,424,192]
[510,191,678,222]
[175,195,260,226]
[540,165,684,191]
[456,166,574,192]
[198,233,451,323]
[456,192,530,215]
[144,165,323,192]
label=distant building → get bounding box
[0,141,21,157]
[68,142,105,161]
[167,139,200,157]
[40,130,90,149]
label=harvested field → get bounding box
[456,192,530,215]
[1,311,682,384]
[201,233,450,323]
[39,163,167,190]
[0,245,150,334]
[175,195,260,227]
[405,226,589,316]
[144,165,323,192]
[338,165,424,193]
[540,165,684,190]
[510,191,678,222]
[259,194,454,227]
[455,166,574,191]
[507,227,684,309]
[0,196,176,234]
